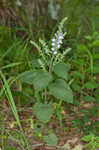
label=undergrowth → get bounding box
[0,1,99,149]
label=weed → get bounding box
[82,133,99,150]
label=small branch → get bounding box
[31,143,67,150]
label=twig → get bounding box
[31,143,67,150]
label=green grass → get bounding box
[0,71,32,150]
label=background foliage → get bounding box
[0,0,99,149]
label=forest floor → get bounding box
[0,99,99,150]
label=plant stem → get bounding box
[57,99,63,109]
[49,55,55,73]
[87,49,93,76]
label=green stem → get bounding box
[49,55,55,73]
[87,50,93,76]
[57,99,63,109]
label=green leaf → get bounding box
[34,123,45,134]
[93,65,99,74]
[33,103,54,123]
[30,59,41,68]
[84,35,92,41]
[48,79,73,103]
[71,82,82,93]
[33,70,52,92]
[19,70,52,91]
[73,71,84,79]
[4,145,17,150]
[83,95,95,102]
[53,62,70,80]
[92,40,99,47]
[77,44,88,53]
[43,133,58,146]
[82,133,94,142]
[18,70,35,84]
[84,81,98,90]
[87,65,99,74]
[94,89,99,101]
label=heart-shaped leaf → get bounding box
[53,62,70,80]
[48,79,73,103]
[19,70,52,92]
[33,70,52,92]
[33,103,54,123]
[18,70,36,84]
[43,133,58,146]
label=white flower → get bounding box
[58,39,62,44]
[51,47,55,51]
[59,32,63,36]
[53,51,57,55]
[59,32,64,39]
[59,36,63,40]
[51,31,64,55]
[52,38,56,42]
[57,44,61,49]
[52,42,55,46]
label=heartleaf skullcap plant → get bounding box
[30,17,71,69]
